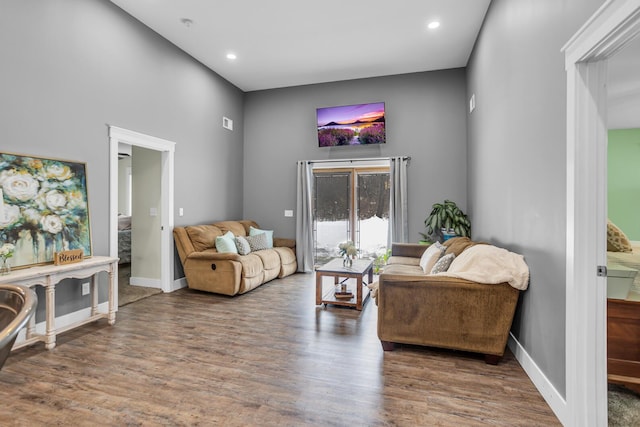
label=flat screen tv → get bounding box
[316,102,385,147]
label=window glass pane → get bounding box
[357,172,389,260]
[313,173,350,265]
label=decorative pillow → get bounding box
[245,232,269,252]
[419,241,445,273]
[215,231,238,254]
[249,226,274,248]
[430,253,455,274]
[235,236,251,255]
[607,219,633,253]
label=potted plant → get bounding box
[420,199,471,243]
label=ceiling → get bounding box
[109,0,491,92]
[109,0,638,128]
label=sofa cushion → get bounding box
[383,264,424,276]
[213,221,248,237]
[246,232,270,252]
[419,241,445,273]
[250,226,274,248]
[215,231,238,254]
[387,256,420,267]
[186,225,223,252]
[235,236,251,255]
[238,253,264,278]
[430,253,455,274]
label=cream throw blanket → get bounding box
[437,244,530,290]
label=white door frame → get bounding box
[108,125,176,294]
[563,0,640,425]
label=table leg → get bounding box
[108,264,116,325]
[45,282,56,350]
[356,275,363,310]
[315,272,322,305]
[91,275,98,316]
[26,286,36,340]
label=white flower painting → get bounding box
[0,153,91,268]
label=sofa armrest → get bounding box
[273,237,296,249]
[391,243,429,258]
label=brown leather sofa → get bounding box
[173,220,297,296]
[376,237,522,364]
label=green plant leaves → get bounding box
[422,199,471,241]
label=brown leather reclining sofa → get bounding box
[174,220,297,296]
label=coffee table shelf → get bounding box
[315,258,373,310]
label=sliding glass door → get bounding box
[313,167,389,265]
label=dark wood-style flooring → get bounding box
[0,273,559,426]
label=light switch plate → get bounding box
[284,210,294,217]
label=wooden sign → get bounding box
[54,249,84,265]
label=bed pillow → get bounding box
[419,242,445,273]
[607,219,633,253]
[249,226,274,248]
[215,231,238,254]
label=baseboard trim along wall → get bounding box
[12,302,110,349]
[508,333,567,425]
[170,277,188,292]
[129,276,161,288]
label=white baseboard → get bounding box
[13,301,110,347]
[169,277,188,292]
[130,276,161,288]
[508,333,567,425]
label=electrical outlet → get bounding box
[82,282,90,296]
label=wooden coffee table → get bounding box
[315,258,373,310]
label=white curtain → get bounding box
[388,156,409,245]
[295,161,315,272]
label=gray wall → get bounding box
[0,0,244,318]
[466,0,604,397]
[243,70,469,242]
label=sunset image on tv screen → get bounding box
[316,102,385,147]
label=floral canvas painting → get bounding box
[0,152,91,269]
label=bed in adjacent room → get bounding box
[606,219,640,390]
[118,214,131,264]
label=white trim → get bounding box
[563,1,640,425]
[171,277,188,292]
[108,125,176,294]
[129,276,162,289]
[13,302,109,347]
[508,334,567,425]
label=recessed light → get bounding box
[226,53,237,60]
[428,21,440,29]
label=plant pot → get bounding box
[441,229,458,241]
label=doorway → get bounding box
[563,1,640,425]
[108,126,176,297]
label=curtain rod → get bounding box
[305,156,410,164]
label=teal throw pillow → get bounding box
[249,226,273,248]
[215,231,238,254]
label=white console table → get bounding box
[0,256,117,350]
